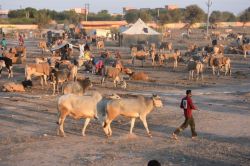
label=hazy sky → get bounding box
[0,0,249,14]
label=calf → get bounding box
[101,66,127,89]
[159,49,181,69]
[50,68,70,95]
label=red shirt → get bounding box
[180,96,197,118]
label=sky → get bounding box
[0,0,249,15]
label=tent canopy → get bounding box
[122,18,160,35]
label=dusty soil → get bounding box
[0,29,250,166]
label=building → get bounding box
[165,5,178,10]
[70,8,88,15]
[0,10,9,18]
[123,7,136,14]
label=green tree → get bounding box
[185,5,205,24]
[35,10,51,28]
[139,11,153,23]
[124,10,139,23]
[239,7,250,23]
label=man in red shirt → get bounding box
[172,90,198,140]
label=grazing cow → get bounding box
[101,66,127,89]
[241,44,250,58]
[103,94,163,137]
[25,63,50,86]
[57,92,121,137]
[0,57,13,78]
[204,55,231,76]
[50,68,70,95]
[63,77,93,96]
[187,60,204,81]
[38,41,48,54]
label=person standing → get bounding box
[172,90,199,140]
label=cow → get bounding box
[158,49,181,69]
[97,40,105,49]
[204,55,231,76]
[50,68,70,95]
[0,57,13,78]
[131,48,149,67]
[38,41,48,54]
[25,63,50,86]
[103,94,163,137]
[101,66,127,89]
[57,92,120,137]
[187,60,204,81]
[63,77,93,96]
[241,44,250,58]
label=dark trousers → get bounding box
[174,116,197,137]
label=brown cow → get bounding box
[97,40,105,49]
[25,63,50,86]
[241,44,250,58]
[204,55,231,76]
[38,41,48,54]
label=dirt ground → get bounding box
[0,29,250,166]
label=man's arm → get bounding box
[188,98,197,110]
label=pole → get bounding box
[84,3,89,21]
[206,0,212,37]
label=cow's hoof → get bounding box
[82,133,86,137]
[148,132,152,138]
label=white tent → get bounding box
[122,18,160,35]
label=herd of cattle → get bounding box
[0,30,249,137]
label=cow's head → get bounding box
[152,94,163,108]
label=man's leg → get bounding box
[173,117,189,139]
[189,116,197,138]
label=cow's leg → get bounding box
[103,118,112,137]
[0,67,2,77]
[212,66,215,75]
[191,70,194,80]
[188,71,191,80]
[225,65,228,76]
[101,77,105,86]
[58,115,66,137]
[44,75,47,85]
[130,118,136,134]
[244,51,246,59]
[40,76,44,87]
[141,60,144,67]
[131,57,135,66]
[217,67,220,76]
[140,115,151,137]
[52,83,56,95]
[82,118,91,136]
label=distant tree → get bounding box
[124,10,139,23]
[139,11,153,23]
[209,11,221,23]
[185,5,205,24]
[239,7,250,24]
[35,10,51,28]
[159,12,171,24]
[8,9,26,18]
